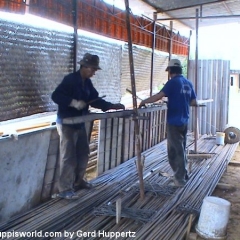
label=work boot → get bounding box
[57,190,80,199]
[74,179,93,191]
[169,177,186,188]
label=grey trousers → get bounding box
[167,123,188,182]
[57,124,90,192]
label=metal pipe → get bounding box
[156,14,240,21]
[194,9,199,152]
[72,0,78,72]
[169,21,173,61]
[150,12,157,97]
[168,20,173,80]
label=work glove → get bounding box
[139,100,146,108]
[69,99,87,110]
[111,103,125,110]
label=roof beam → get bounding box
[156,14,240,21]
[222,1,233,14]
[144,0,228,12]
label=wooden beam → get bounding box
[216,183,235,190]
[62,106,167,124]
[229,161,240,167]
[116,198,122,224]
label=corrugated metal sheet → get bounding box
[0,17,179,121]
[122,46,187,94]
[145,0,240,29]
[122,45,168,93]
[188,59,230,135]
[0,18,73,121]
[77,34,122,104]
[0,17,126,121]
[0,0,189,56]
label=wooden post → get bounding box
[194,9,199,153]
[116,198,122,224]
[72,0,78,72]
[124,0,145,199]
[185,214,193,240]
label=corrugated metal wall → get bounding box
[122,45,168,93]
[0,16,186,122]
[188,59,230,135]
[77,33,122,104]
[0,18,73,121]
[122,47,187,93]
[0,0,189,56]
[0,17,124,120]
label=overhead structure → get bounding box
[142,0,240,29]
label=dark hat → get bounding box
[165,59,182,71]
[78,53,101,70]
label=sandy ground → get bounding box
[193,144,240,240]
[212,145,240,240]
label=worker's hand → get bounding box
[139,100,146,108]
[111,103,125,110]
[69,99,87,110]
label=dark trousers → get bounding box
[167,123,188,182]
[57,124,90,192]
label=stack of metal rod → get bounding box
[0,134,238,240]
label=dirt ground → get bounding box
[194,143,240,240]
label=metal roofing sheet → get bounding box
[142,0,240,29]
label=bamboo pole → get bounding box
[124,0,145,199]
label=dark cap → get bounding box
[78,53,102,70]
[165,59,182,71]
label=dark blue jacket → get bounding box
[52,70,114,125]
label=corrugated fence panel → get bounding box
[0,18,123,121]
[0,14,186,122]
[121,44,169,93]
[0,18,73,121]
[222,60,230,129]
[188,59,230,135]
[77,34,122,103]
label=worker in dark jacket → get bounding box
[139,59,199,187]
[52,53,125,199]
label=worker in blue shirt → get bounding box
[139,59,198,187]
[52,53,125,199]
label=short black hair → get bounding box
[169,66,182,74]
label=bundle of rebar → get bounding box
[0,134,238,240]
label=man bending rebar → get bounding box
[52,53,125,199]
[139,59,199,187]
